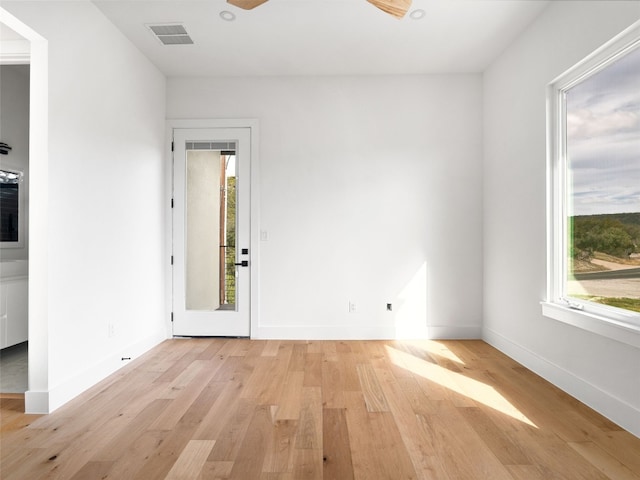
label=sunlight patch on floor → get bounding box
[401,339,466,365]
[386,345,537,428]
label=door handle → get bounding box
[235,260,249,267]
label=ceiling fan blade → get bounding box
[227,0,269,10]
[367,0,412,19]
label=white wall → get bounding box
[168,75,484,340]
[0,64,29,261]
[2,1,167,412]
[483,1,640,436]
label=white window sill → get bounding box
[541,302,640,349]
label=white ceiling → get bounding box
[93,0,549,77]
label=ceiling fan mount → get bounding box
[226,0,413,19]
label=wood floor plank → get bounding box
[241,357,277,399]
[259,344,293,404]
[195,338,228,360]
[153,340,213,383]
[322,408,354,480]
[210,355,250,383]
[262,340,282,357]
[158,359,211,400]
[207,398,255,461]
[0,397,38,434]
[347,341,365,354]
[198,461,234,479]
[275,370,305,421]
[321,341,339,362]
[22,388,170,479]
[356,363,389,412]
[386,344,472,408]
[303,353,323,387]
[131,424,201,480]
[295,387,322,450]
[505,464,550,480]
[321,360,345,408]
[344,391,418,480]
[568,441,640,480]
[456,363,604,480]
[457,406,531,465]
[102,429,170,479]
[164,439,216,479]
[69,460,114,480]
[565,398,623,433]
[227,404,272,480]
[91,398,172,462]
[143,339,202,376]
[337,352,363,392]
[262,419,297,474]
[1,447,60,480]
[479,403,609,480]
[373,365,451,479]
[363,341,388,369]
[260,473,294,480]
[212,338,242,358]
[2,339,638,480]
[30,361,163,440]
[192,380,246,441]
[177,380,227,429]
[395,376,438,416]
[292,447,323,480]
[289,343,307,371]
[306,341,323,354]
[244,340,268,357]
[593,430,640,474]
[421,405,515,480]
[335,340,352,353]
[148,359,224,430]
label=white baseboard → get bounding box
[251,324,481,340]
[25,330,167,414]
[252,325,397,340]
[24,390,49,414]
[483,327,640,439]
[428,324,482,339]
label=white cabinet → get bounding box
[0,266,28,349]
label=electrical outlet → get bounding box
[349,301,357,313]
[386,303,393,311]
[108,322,115,338]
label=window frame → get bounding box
[543,20,640,349]
[0,168,25,249]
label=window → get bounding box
[0,168,24,247]
[545,21,640,345]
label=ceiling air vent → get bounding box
[148,24,194,45]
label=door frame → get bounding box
[165,119,260,338]
[1,8,49,414]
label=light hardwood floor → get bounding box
[1,339,639,479]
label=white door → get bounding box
[172,128,251,336]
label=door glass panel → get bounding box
[185,147,237,311]
[221,154,237,310]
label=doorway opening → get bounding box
[0,60,30,395]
